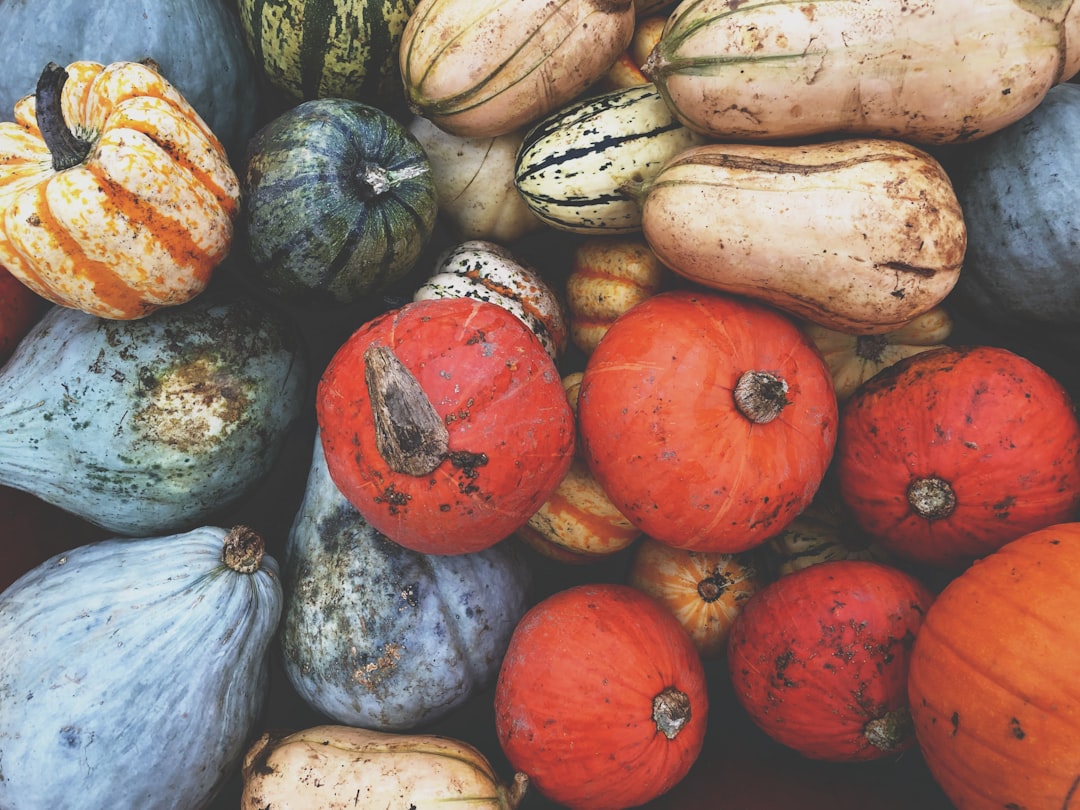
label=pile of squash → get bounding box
[1,0,1079,808]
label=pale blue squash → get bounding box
[949,82,1080,345]
[0,0,259,159]
[280,433,533,730]
[0,525,283,810]
[0,294,308,536]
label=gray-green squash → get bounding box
[948,82,1080,348]
[280,432,533,731]
[0,524,283,810]
[242,98,438,306]
[0,0,259,160]
[0,294,308,536]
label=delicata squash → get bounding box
[0,60,240,319]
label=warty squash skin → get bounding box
[908,522,1080,810]
[241,724,528,810]
[836,345,1080,568]
[728,560,934,762]
[0,525,283,810]
[281,433,532,731]
[0,60,241,320]
[636,138,966,334]
[399,0,636,137]
[0,294,308,536]
[644,0,1080,143]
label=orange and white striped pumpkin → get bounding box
[0,61,240,320]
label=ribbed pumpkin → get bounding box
[238,0,416,108]
[908,522,1080,809]
[242,98,437,306]
[800,305,954,402]
[836,345,1080,569]
[317,296,575,554]
[494,583,708,809]
[627,536,763,659]
[0,61,240,320]
[578,289,839,553]
[728,560,935,762]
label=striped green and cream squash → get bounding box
[238,0,416,107]
[514,83,707,234]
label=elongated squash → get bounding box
[644,0,1080,143]
[636,139,966,333]
[242,725,528,809]
[400,0,635,137]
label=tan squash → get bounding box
[566,235,672,354]
[603,14,669,89]
[399,0,635,137]
[628,536,763,659]
[636,139,966,333]
[240,724,527,809]
[801,306,955,401]
[644,0,1080,143]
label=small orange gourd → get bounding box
[0,61,240,319]
[628,536,763,659]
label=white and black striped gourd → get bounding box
[280,433,533,731]
[514,83,706,234]
[0,294,307,536]
[0,525,283,810]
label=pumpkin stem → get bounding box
[733,370,789,424]
[855,334,889,363]
[697,569,733,603]
[221,525,265,574]
[364,342,449,476]
[864,707,914,752]
[501,772,529,810]
[36,62,93,171]
[907,476,956,520]
[652,686,692,740]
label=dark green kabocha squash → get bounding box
[280,433,533,730]
[241,97,438,306]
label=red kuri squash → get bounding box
[908,522,1080,809]
[316,296,575,555]
[835,345,1080,568]
[577,289,838,553]
[727,560,935,762]
[494,583,708,809]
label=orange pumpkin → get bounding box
[627,536,763,659]
[494,583,708,809]
[908,522,1080,809]
[0,61,240,319]
[836,345,1080,568]
[578,289,839,553]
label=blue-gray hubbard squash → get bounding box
[0,525,283,810]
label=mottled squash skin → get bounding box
[0,294,308,536]
[280,435,532,731]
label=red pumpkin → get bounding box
[578,289,838,553]
[0,266,47,365]
[316,296,575,555]
[727,560,935,762]
[494,583,708,810]
[908,522,1080,809]
[835,345,1080,568]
